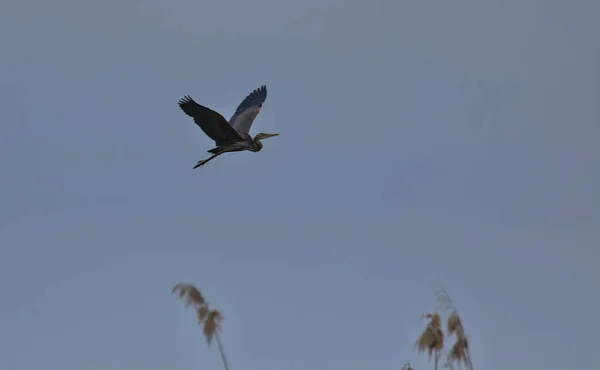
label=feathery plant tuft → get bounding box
[435,289,473,370]
[413,289,474,370]
[172,283,229,370]
[415,312,445,370]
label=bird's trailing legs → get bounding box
[193,152,224,169]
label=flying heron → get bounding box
[177,85,278,169]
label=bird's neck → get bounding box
[253,138,263,151]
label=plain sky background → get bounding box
[1,0,599,369]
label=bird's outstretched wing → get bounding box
[178,95,242,146]
[228,85,267,136]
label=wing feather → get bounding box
[228,85,267,135]
[178,95,242,146]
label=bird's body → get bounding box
[177,85,278,169]
[207,133,261,154]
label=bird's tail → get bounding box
[207,147,221,154]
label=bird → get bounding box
[177,85,279,169]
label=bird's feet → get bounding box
[193,160,207,169]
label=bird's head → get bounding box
[253,133,279,141]
[252,133,278,152]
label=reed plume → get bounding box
[172,283,230,370]
[436,289,473,370]
[414,290,474,370]
[415,312,444,370]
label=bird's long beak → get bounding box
[262,133,279,139]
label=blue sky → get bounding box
[0,0,598,369]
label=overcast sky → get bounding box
[0,0,598,369]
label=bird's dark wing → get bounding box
[228,85,267,135]
[178,95,242,146]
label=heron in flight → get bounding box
[177,85,278,169]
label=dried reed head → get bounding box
[423,313,442,327]
[172,283,223,346]
[197,305,209,323]
[436,289,472,370]
[416,313,444,357]
[203,309,223,345]
[448,336,469,367]
[446,312,464,337]
[172,283,206,308]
